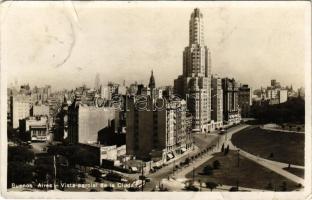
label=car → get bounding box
[104,172,127,183]
[185,185,199,191]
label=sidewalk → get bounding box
[260,126,305,134]
[161,178,269,192]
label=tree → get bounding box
[224,145,230,155]
[266,182,273,190]
[90,169,102,178]
[8,146,34,163]
[57,168,79,183]
[8,161,34,187]
[280,181,287,191]
[221,144,224,152]
[184,158,190,165]
[250,97,304,124]
[203,165,214,175]
[206,181,218,191]
[213,160,221,169]
[281,124,285,129]
[103,186,114,191]
[34,158,54,183]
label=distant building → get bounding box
[222,78,241,125]
[32,104,50,117]
[279,89,288,103]
[137,84,145,95]
[31,85,51,104]
[107,82,119,100]
[298,87,305,98]
[265,80,289,104]
[128,83,138,96]
[11,95,31,129]
[19,116,49,141]
[161,86,174,99]
[271,79,281,89]
[100,85,110,99]
[211,75,223,129]
[238,84,252,118]
[68,102,116,144]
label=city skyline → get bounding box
[3,2,308,91]
[4,3,309,195]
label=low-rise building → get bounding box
[80,143,126,166]
[19,116,49,141]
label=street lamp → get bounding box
[192,136,195,151]
[237,149,240,168]
[192,167,195,183]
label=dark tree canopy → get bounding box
[8,146,35,163]
[8,161,34,187]
[206,181,218,191]
[250,97,304,124]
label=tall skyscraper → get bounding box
[174,8,212,133]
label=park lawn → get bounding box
[231,127,304,166]
[185,151,300,191]
[283,167,304,179]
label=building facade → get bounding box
[126,96,192,162]
[211,75,223,129]
[11,95,31,129]
[19,116,49,141]
[238,84,252,118]
[222,78,241,125]
[265,80,289,104]
[32,104,50,117]
[68,102,116,144]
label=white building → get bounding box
[279,89,288,103]
[32,104,50,116]
[12,95,31,128]
[19,116,49,141]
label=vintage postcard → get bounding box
[0,1,311,199]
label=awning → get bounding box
[181,148,187,152]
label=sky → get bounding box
[2,1,310,91]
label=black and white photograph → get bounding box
[0,1,311,199]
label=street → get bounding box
[142,124,247,191]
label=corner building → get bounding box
[174,8,212,133]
